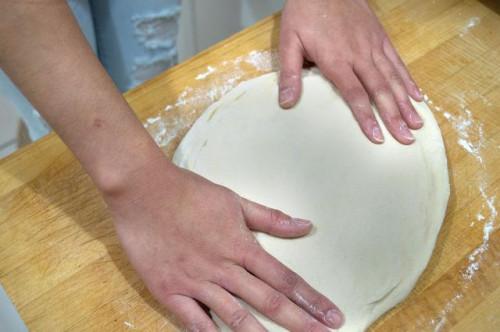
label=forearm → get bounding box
[0,0,171,192]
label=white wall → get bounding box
[177,0,284,61]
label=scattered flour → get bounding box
[424,90,497,330]
[144,50,277,149]
[441,105,485,166]
[471,212,486,226]
[124,321,135,329]
[427,92,496,279]
[195,66,216,80]
[459,17,481,37]
[431,293,464,332]
[244,50,277,72]
[463,186,498,280]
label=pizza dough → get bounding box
[173,70,449,331]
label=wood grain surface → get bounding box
[1,0,499,331]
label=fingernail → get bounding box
[399,121,415,142]
[291,218,312,226]
[326,309,344,328]
[279,87,295,107]
[372,125,384,143]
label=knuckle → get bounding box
[359,112,376,125]
[263,292,287,316]
[320,59,350,78]
[241,244,262,268]
[211,264,232,288]
[269,208,287,225]
[310,296,330,315]
[183,265,205,282]
[192,282,212,301]
[322,56,348,68]
[351,104,374,121]
[224,190,243,211]
[352,60,369,74]
[228,309,251,329]
[394,110,406,121]
[372,85,391,99]
[305,320,329,332]
[397,100,412,113]
[372,52,385,66]
[186,321,213,332]
[346,99,370,115]
[387,113,403,124]
[158,278,176,296]
[388,71,402,84]
[344,87,368,105]
[282,270,301,294]
[336,58,353,69]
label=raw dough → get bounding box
[173,70,449,331]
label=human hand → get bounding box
[279,0,424,144]
[105,159,344,331]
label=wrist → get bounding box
[91,136,175,197]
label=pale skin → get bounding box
[279,0,424,144]
[0,0,422,331]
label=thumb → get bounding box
[239,197,312,238]
[279,31,304,109]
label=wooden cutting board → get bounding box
[1,0,499,330]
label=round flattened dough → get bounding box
[173,70,449,331]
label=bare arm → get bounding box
[0,1,344,330]
[0,0,160,189]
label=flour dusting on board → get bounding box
[124,321,135,329]
[459,17,481,37]
[430,92,497,277]
[441,102,485,166]
[144,50,277,149]
[425,90,498,331]
[195,66,216,80]
[464,186,498,281]
[431,293,464,332]
[244,50,276,71]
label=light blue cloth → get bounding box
[0,284,28,332]
[90,0,181,91]
[0,0,181,141]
